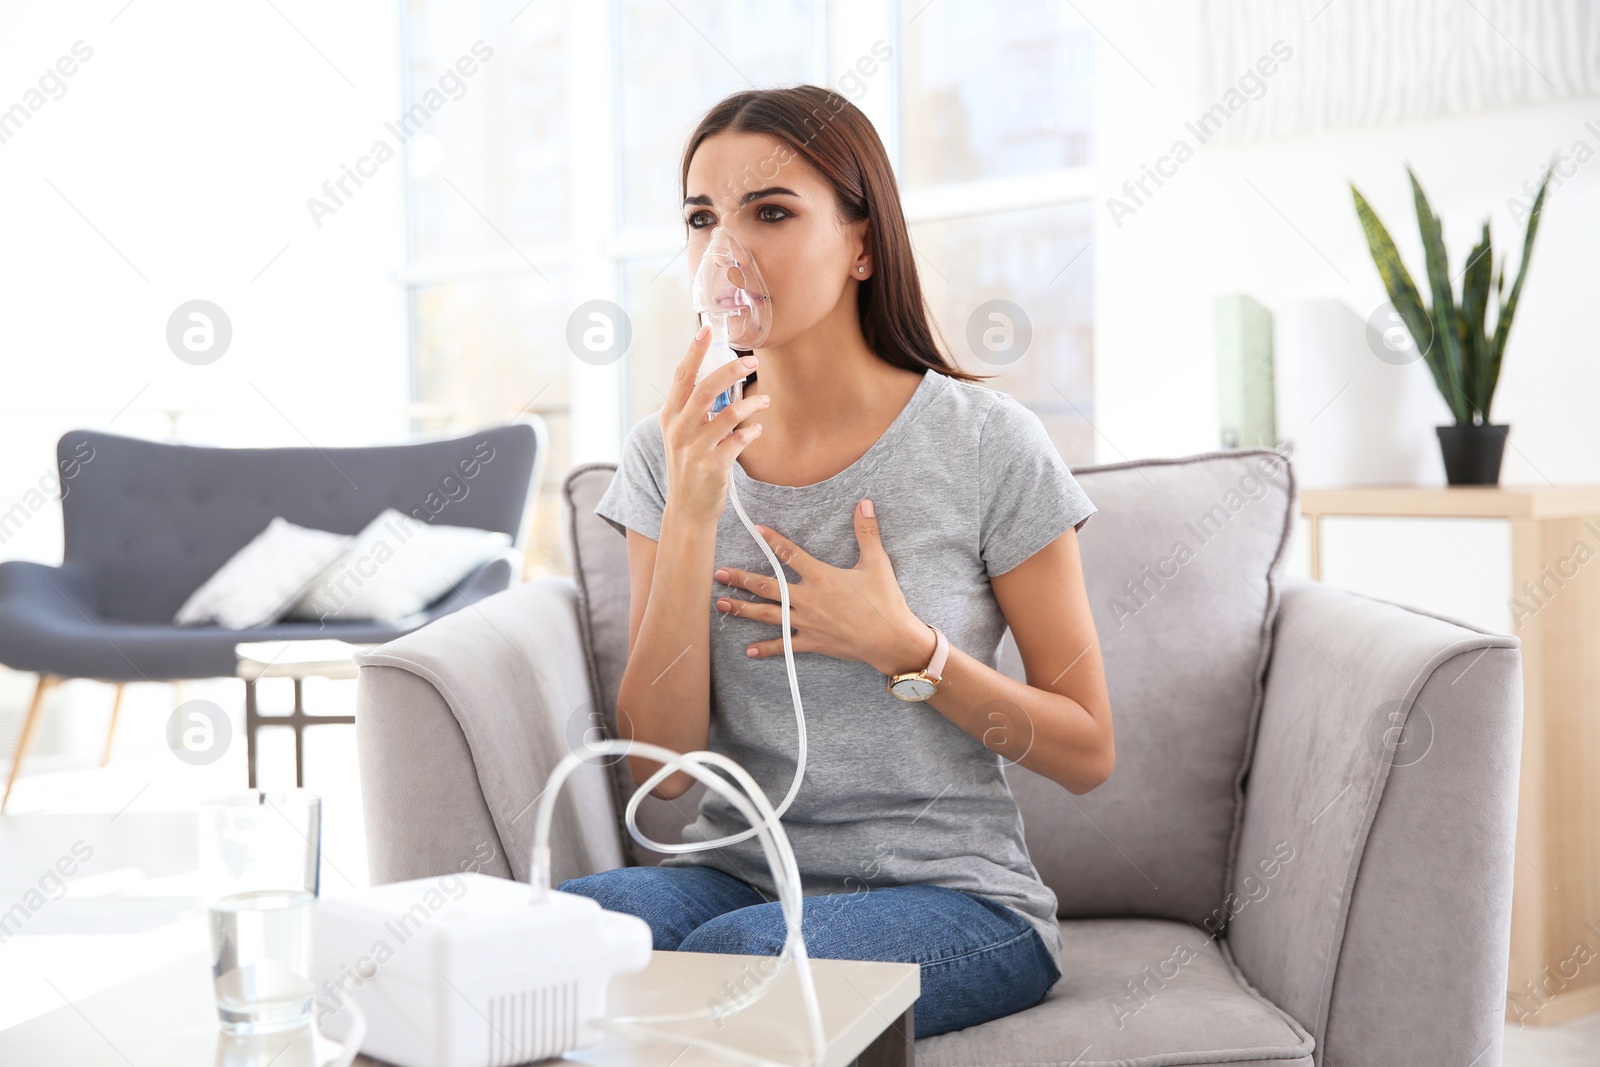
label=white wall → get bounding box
[0,0,408,565]
[1091,0,1600,490]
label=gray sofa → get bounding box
[0,421,542,808]
[355,447,1523,1066]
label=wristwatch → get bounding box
[886,624,949,702]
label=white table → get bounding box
[235,640,377,790]
[0,947,918,1067]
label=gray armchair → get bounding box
[0,421,544,808]
[354,448,1522,1065]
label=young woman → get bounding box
[565,85,1114,1038]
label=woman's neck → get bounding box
[738,312,925,487]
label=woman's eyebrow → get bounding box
[683,186,801,208]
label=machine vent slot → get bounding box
[487,980,577,1065]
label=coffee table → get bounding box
[0,947,918,1067]
[235,640,376,789]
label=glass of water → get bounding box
[200,789,322,1034]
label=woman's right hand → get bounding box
[659,324,771,525]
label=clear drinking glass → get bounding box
[200,789,322,1034]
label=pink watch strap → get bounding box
[925,624,949,683]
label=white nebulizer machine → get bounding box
[310,226,843,1067]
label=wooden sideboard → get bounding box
[1301,486,1600,1026]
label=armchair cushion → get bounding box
[920,917,1313,1066]
[994,449,1295,927]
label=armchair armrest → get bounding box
[355,575,628,888]
[0,561,99,674]
[1226,578,1521,1066]
[0,560,97,613]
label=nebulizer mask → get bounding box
[692,224,772,413]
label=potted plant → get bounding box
[1350,164,1551,485]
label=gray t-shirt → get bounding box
[593,366,1096,961]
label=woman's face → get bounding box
[684,130,865,351]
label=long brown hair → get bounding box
[680,85,991,385]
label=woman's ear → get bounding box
[850,220,872,280]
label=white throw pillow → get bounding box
[285,508,513,624]
[173,517,355,630]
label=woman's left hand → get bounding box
[713,499,934,676]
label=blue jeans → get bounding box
[558,864,1060,1038]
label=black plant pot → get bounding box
[1436,423,1509,485]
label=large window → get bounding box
[399,0,1095,577]
[900,0,1093,186]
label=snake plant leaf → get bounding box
[1350,184,1452,404]
[1354,164,1548,432]
[1460,222,1493,419]
[1487,162,1553,406]
[1408,166,1471,423]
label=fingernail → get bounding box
[741,355,758,368]
[696,324,710,340]
[714,568,729,582]
[861,499,874,518]
[746,646,759,657]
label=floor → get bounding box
[1,674,1597,1063]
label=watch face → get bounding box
[891,676,937,702]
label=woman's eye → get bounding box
[685,205,788,228]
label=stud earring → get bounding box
[858,266,866,273]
